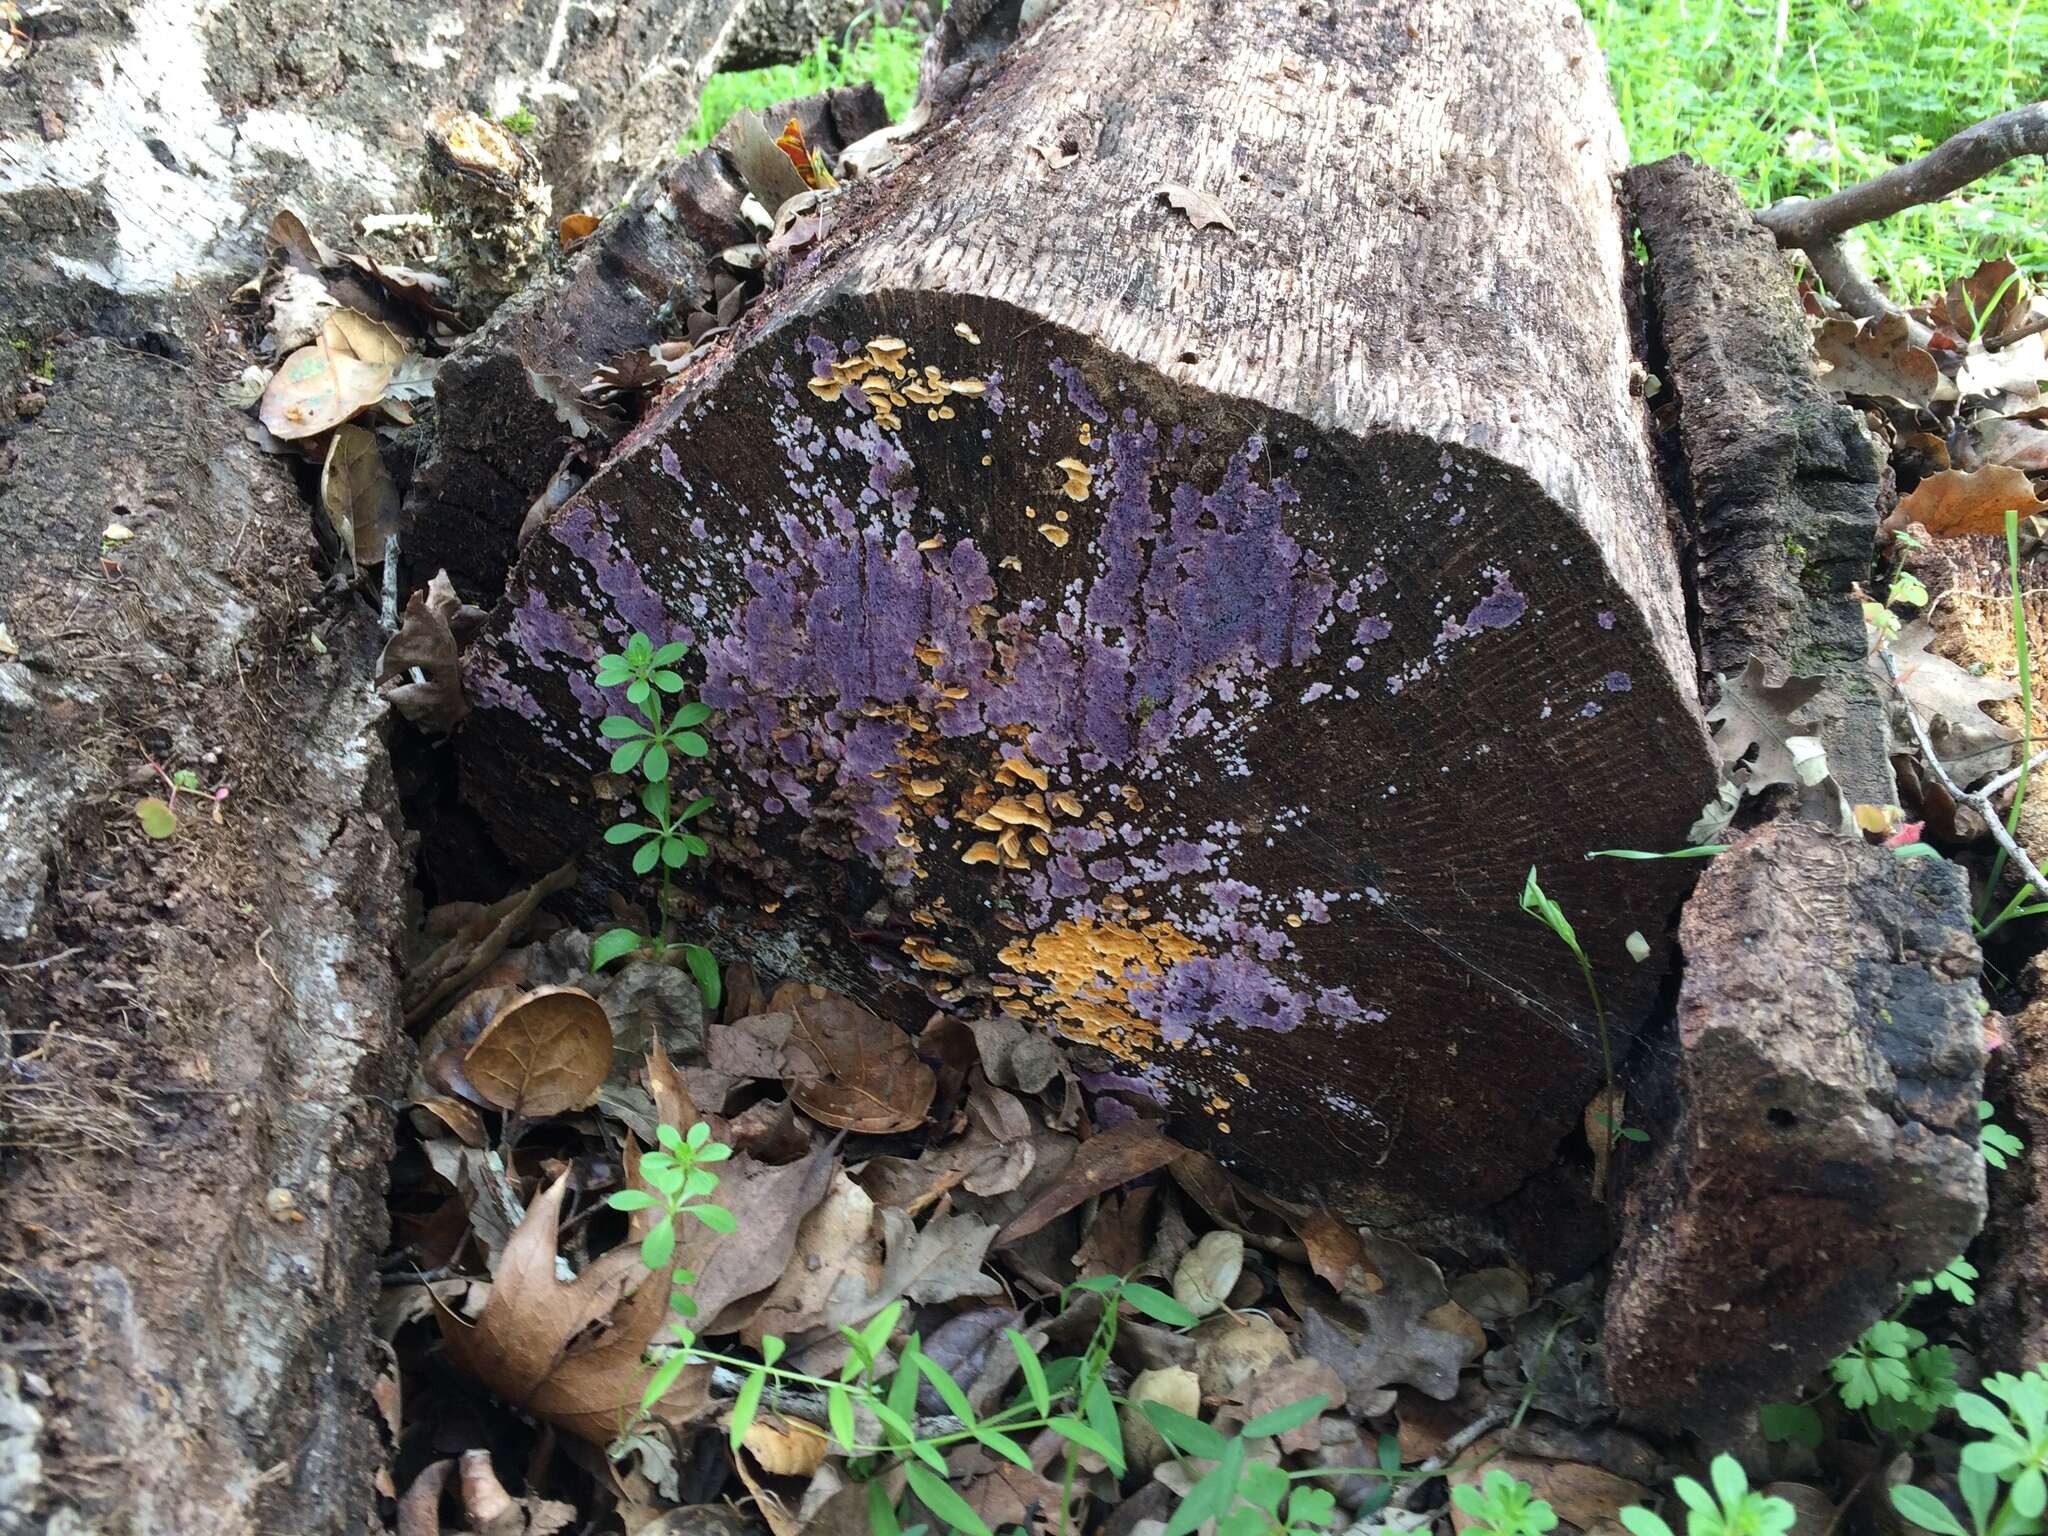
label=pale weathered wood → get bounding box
[459,0,1718,1217]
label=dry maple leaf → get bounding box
[1894,465,2048,538]
[1881,621,2020,785]
[1811,313,1939,406]
[778,990,936,1135]
[461,986,612,1117]
[1705,659,1827,795]
[437,1172,703,1446]
[1156,182,1238,232]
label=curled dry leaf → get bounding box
[323,307,409,366]
[742,1416,829,1477]
[379,572,474,735]
[321,424,400,566]
[558,212,600,246]
[996,1118,1186,1244]
[778,989,936,1134]
[1893,465,2048,538]
[729,110,814,212]
[1156,183,1238,233]
[1811,312,1940,406]
[461,985,612,1117]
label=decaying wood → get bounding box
[1604,820,1984,1435]
[1626,155,1890,806]
[456,0,1718,1218]
[402,85,889,605]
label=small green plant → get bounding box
[133,758,229,839]
[1895,1463,2045,1536]
[1620,1454,1797,1536]
[1452,1469,1558,1536]
[590,632,721,1002]
[609,1126,1398,1536]
[1956,1370,2048,1521]
[1520,868,1642,1145]
[1983,1101,2026,1169]
[499,104,538,135]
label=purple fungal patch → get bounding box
[1049,357,1106,422]
[1603,671,1632,692]
[1597,609,1616,630]
[1463,570,1527,631]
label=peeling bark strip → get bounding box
[1625,156,1889,806]
[460,0,1718,1214]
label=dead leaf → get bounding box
[462,986,612,1117]
[778,990,936,1135]
[321,424,400,566]
[742,1415,828,1477]
[258,338,393,439]
[1894,465,2047,537]
[997,1119,1186,1244]
[1881,621,2020,784]
[1194,1313,1293,1399]
[323,307,409,366]
[397,1458,454,1536]
[437,1172,704,1445]
[1156,183,1238,233]
[1295,1235,1484,1401]
[559,212,600,246]
[1448,1267,1531,1324]
[1958,329,2047,400]
[674,1142,838,1334]
[267,207,334,272]
[1706,659,1826,794]
[1241,1356,1347,1454]
[379,572,473,735]
[1812,313,1940,405]
[1449,1454,1648,1532]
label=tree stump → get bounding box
[458,0,1719,1215]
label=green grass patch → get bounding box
[1582,0,2048,302]
[678,24,923,154]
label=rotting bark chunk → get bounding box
[1604,819,1985,1436]
[402,85,889,606]
[1626,156,1889,806]
[457,0,1718,1218]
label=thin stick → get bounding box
[1754,104,2048,321]
[1879,647,2048,908]
[1757,104,2048,251]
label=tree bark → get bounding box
[458,0,1718,1216]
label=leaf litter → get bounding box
[382,892,1625,1534]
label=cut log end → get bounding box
[463,289,1715,1213]
[454,0,1719,1214]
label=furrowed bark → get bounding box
[457,0,1718,1216]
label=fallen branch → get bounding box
[1879,646,2048,907]
[1754,103,2048,317]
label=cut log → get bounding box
[457,0,1719,1215]
[1604,820,1984,1435]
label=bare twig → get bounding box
[1758,104,2048,251]
[1978,745,2048,804]
[1880,646,2048,907]
[1987,313,2048,353]
[1755,103,2048,318]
